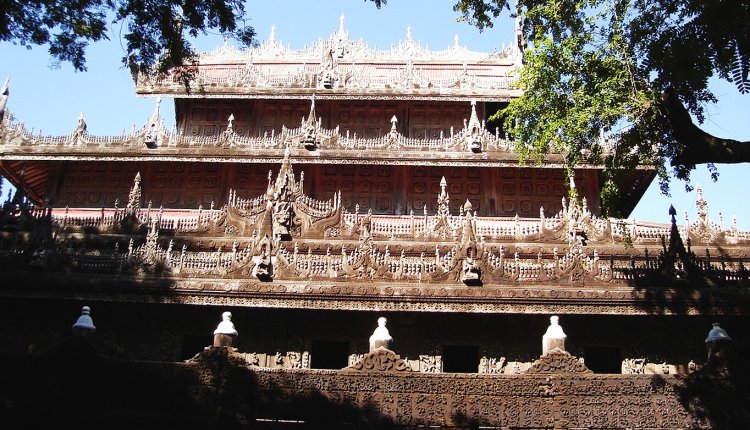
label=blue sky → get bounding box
[1,0,748,229]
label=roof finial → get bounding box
[454,34,460,49]
[339,13,346,34]
[269,24,276,43]
[406,25,413,42]
[75,112,87,135]
[149,97,161,125]
[227,113,235,132]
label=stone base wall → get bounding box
[2,345,748,429]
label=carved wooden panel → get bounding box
[176,100,494,140]
[179,99,256,138]
[149,162,222,208]
[317,164,396,214]
[53,161,601,215]
[409,101,470,139]
[56,161,139,207]
[331,101,401,138]
[255,99,311,137]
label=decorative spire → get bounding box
[74,112,87,135]
[463,100,484,153]
[143,97,162,149]
[226,113,235,132]
[389,115,398,136]
[301,95,320,150]
[436,176,449,218]
[695,184,708,222]
[468,100,480,129]
[126,172,142,215]
[269,24,276,44]
[339,13,346,36]
[406,25,413,42]
[149,97,161,125]
[454,34,460,49]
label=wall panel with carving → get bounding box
[51,160,601,216]
[175,99,494,140]
[55,161,140,207]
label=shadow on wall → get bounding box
[0,337,400,430]
[674,347,750,429]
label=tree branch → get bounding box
[663,90,750,167]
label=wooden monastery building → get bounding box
[0,16,749,429]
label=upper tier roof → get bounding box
[135,16,522,101]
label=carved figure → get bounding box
[288,351,302,368]
[272,199,292,241]
[419,355,442,373]
[253,243,273,281]
[461,247,482,285]
[621,358,646,374]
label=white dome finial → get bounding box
[72,306,96,337]
[542,315,567,355]
[369,317,393,351]
[213,311,238,347]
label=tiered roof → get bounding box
[136,15,522,101]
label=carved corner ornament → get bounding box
[525,348,592,374]
[343,346,413,372]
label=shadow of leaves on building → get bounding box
[625,209,750,316]
[672,350,750,428]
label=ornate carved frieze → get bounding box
[1,160,749,292]
[344,346,413,372]
[525,348,592,374]
[0,101,538,160]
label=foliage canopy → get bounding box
[454,0,750,212]
[0,0,255,77]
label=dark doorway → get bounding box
[584,347,622,374]
[311,340,350,369]
[181,335,210,360]
[442,345,479,373]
